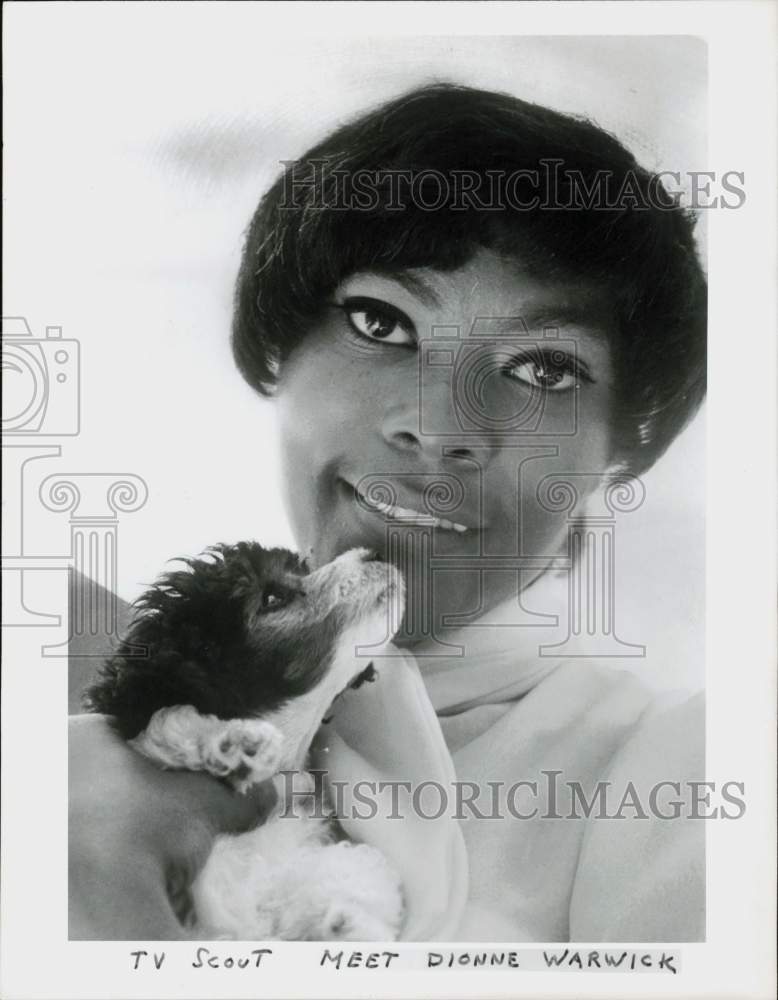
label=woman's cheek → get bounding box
[494,421,612,559]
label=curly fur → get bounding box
[192,789,404,940]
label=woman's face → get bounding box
[276,248,615,645]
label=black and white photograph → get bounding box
[2,2,776,999]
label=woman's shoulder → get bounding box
[518,658,703,755]
[536,657,701,728]
[559,667,705,942]
[447,658,703,770]
[447,661,705,942]
[611,683,705,777]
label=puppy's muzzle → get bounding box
[303,548,405,624]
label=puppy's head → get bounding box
[86,543,403,741]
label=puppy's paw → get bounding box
[201,719,283,792]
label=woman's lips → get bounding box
[348,479,469,533]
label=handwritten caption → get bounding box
[130,946,679,975]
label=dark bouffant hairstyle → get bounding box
[231,83,706,476]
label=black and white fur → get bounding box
[86,544,406,941]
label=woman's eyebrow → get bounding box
[485,305,612,334]
[341,273,612,337]
[367,269,442,308]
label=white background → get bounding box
[2,2,776,999]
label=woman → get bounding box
[70,83,707,941]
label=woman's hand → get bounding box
[69,714,276,940]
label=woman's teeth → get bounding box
[357,486,467,533]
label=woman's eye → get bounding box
[341,299,415,346]
[505,352,585,392]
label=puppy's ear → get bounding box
[84,648,216,740]
[83,611,215,740]
[83,653,142,735]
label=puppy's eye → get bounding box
[260,589,287,612]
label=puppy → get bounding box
[85,543,406,941]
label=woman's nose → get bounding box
[380,381,490,465]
